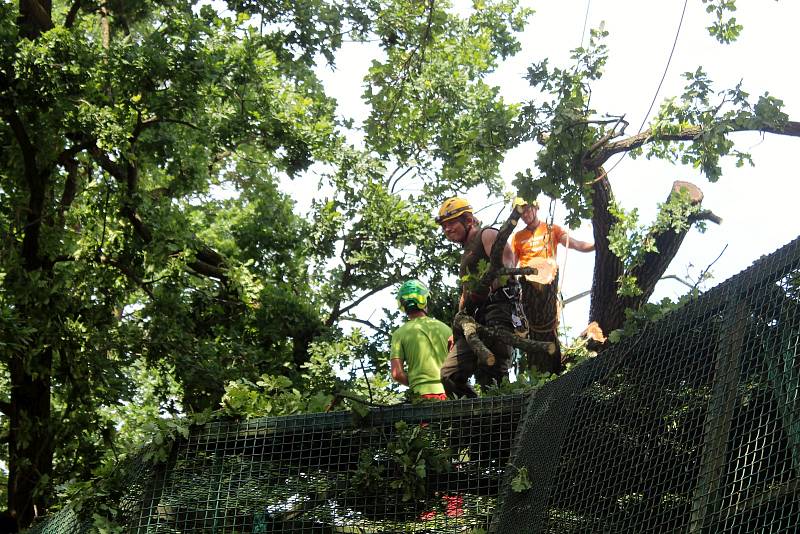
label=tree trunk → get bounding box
[588,172,627,335]
[588,176,715,336]
[8,346,53,528]
[5,6,56,528]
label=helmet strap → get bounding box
[457,216,476,246]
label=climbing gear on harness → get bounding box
[488,278,522,303]
[436,197,473,224]
[397,279,429,312]
[487,279,528,337]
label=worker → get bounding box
[511,198,594,373]
[390,279,452,400]
[436,197,525,398]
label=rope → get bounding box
[604,0,689,177]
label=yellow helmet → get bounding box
[512,196,539,209]
[435,197,473,224]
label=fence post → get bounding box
[688,298,747,533]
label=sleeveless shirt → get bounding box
[459,227,493,311]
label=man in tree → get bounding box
[511,198,595,373]
[436,197,525,398]
[390,280,452,400]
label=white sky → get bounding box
[302,0,800,338]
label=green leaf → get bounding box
[511,466,532,493]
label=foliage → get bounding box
[646,69,787,182]
[510,466,532,493]
[221,374,333,418]
[513,25,610,227]
[607,189,703,297]
[350,420,452,503]
[607,297,687,344]
[484,338,596,396]
[702,0,743,44]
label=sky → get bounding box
[304,0,800,338]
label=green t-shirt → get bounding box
[390,316,452,395]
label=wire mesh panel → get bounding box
[494,236,800,533]
[33,396,526,533]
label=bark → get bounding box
[588,170,625,338]
[4,13,55,521]
[8,348,53,528]
[19,0,53,38]
[476,205,524,295]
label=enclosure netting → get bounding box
[33,235,800,533]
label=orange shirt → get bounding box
[512,223,565,267]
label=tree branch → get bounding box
[583,120,800,170]
[691,209,723,225]
[335,279,397,319]
[340,316,391,337]
[99,257,154,299]
[64,0,81,28]
[475,204,524,294]
[20,0,54,36]
[132,117,202,141]
[453,312,556,368]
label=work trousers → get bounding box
[440,299,515,398]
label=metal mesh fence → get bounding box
[34,396,526,533]
[494,235,800,533]
[31,235,800,533]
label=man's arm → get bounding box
[390,358,409,386]
[559,231,595,253]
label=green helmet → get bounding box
[397,279,429,312]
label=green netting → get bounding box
[31,235,800,533]
[494,235,800,533]
[34,397,526,533]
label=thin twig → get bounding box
[691,244,728,294]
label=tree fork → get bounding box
[589,175,721,335]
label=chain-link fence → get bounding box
[32,236,800,533]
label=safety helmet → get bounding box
[397,279,430,312]
[435,197,473,224]
[512,196,539,209]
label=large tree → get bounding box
[0,0,531,527]
[0,0,361,526]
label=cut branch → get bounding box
[455,312,496,367]
[453,312,557,368]
[475,204,524,295]
[477,324,556,356]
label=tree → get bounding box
[0,0,533,528]
[0,0,367,526]
[510,10,799,338]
